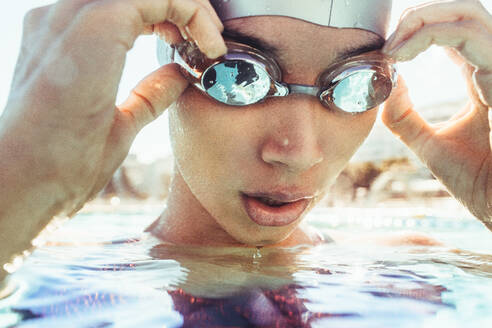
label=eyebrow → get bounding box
[336,38,385,60]
[222,27,385,62]
[222,28,281,57]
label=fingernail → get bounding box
[207,41,227,59]
[180,26,193,41]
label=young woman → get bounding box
[0,0,491,286]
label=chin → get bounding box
[226,225,296,247]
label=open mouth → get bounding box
[241,193,311,227]
[257,197,290,207]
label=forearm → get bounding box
[0,131,73,282]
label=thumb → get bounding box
[382,76,434,157]
[118,63,188,133]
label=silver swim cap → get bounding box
[210,0,393,38]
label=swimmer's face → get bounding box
[169,17,383,245]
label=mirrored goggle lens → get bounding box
[320,69,393,113]
[202,60,271,106]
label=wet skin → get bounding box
[147,16,385,247]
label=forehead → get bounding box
[224,16,383,76]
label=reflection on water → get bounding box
[0,212,491,327]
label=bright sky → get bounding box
[1,1,491,162]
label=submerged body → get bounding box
[2,212,491,327]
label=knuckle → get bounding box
[168,0,199,26]
[75,0,142,50]
[406,10,423,27]
[398,7,424,32]
[78,0,124,26]
[23,6,49,29]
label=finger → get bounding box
[84,0,226,58]
[387,21,492,106]
[445,47,489,108]
[20,5,51,58]
[444,46,467,66]
[474,67,492,107]
[22,5,50,35]
[89,63,188,198]
[22,0,96,50]
[160,0,226,57]
[13,5,51,86]
[33,0,98,52]
[129,0,225,57]
[154,21,184,44]
[448,102,474,122]
[382,77,434,158]
[194,0,224,31]
[14,1,97,88]
[387,21,492,69]
[117,64,188,133]
[174,0,224,42]
[384,0,492,52]
[46,0,97,33]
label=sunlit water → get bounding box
[1,208,491,327]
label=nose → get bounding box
[260,98,324,172]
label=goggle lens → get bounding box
[322,70,394,113]
[202,60,271,106]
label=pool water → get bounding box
[1,208,491,327]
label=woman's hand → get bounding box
[1,0,225,214]
[382,0,492,230]
[0,0,225,279]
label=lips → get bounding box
[241,192,312,227]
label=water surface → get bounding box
[1,208,491,327]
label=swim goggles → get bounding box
[165,41,397,114]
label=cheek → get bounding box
[336,109,378,148]
[170,90,224,179]
[318,109,378,169]
[169,88,259,192]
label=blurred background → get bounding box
[0,0,491,212]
